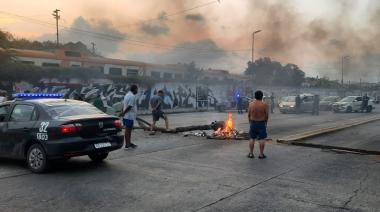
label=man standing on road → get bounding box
[361,94,369,112]
[270,92,275,114]
[247,90,269,159]
[312,94,320,116]
[0,91,7,103]
[237,94,243,114]
[120,85,138,149]
[150,90,169,134]
[295,95,301,114]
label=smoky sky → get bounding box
[139,11,170,36]
[185,14,205,23]
[242,0,380,81]
[38,16,125,54]
[127,39,226,68]
[31,0,380,81]
[139,23,170,36]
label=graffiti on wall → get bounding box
[0,79,259,114]
[5,81,246,113]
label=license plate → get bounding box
[94,142,112,149]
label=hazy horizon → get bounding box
[1,0,380,82]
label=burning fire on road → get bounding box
[209,112,248,140]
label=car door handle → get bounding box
[23,128,29,132]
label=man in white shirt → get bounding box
[119,85,138,149]
[0,91,7,103]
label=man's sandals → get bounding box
[247,153,267,159]
[258,154,267,159]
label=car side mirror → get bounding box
[0,115,5,122]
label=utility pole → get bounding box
[52,9,60,47]
[251,30,262,63]
[91,42,96,54]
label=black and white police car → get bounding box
[0,93,123,173]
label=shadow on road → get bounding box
[0,157,114,175]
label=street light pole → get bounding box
[252,30,262,63]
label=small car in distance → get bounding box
[332,96,374,113]
[278,94,314,113]
[0,93,124,173]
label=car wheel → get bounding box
[366,106,372,113]
[346,106,352,113]
[88,153,108,163]
[27,144,49,173]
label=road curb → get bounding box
[277,115,380,145]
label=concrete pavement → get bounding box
[300,120,380,153]
[0,111,379,212]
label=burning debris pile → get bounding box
[136,112,249,140]
[208,113,249,140]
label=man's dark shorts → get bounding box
[123,119,134,129]
[152,110,166,122]
[249,121,267,140]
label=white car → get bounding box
[332,96,374,113]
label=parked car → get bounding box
[332,96,375,113]
[319,96,341,111]
[279,94,315,113]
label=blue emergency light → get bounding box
[13,93,64,99]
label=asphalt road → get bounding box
[0,110,379,212]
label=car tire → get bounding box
[366,106,372,113]
[88,153,108,163]
[27,144,49,173]
[346,106,352,113]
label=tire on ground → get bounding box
[88,153,109,163]
[27,143,49,173]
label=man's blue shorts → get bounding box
[123,119,134,129]
[249,121,267,140]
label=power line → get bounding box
[0,7,252,54]
[113,0,220,28]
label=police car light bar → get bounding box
[13,93,64,98]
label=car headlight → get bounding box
[290,105,294,108]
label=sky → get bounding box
[1,0,380,82]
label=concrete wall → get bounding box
[4,79,372,115]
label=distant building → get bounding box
[144,63,186,80]
[3,48,245,83]
[9,48,145,78]
[199,69,230,82]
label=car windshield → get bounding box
[281,96,296,102]
[340,97,356,102]
[41,101,104,119]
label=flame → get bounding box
[214,112,236,138]
[224,112,234,132]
